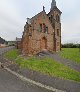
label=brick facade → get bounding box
[21,0,62,55]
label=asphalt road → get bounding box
[0,47,52,92]
[0,69,52,92]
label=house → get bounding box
[0,37,7,48]
[21,0,62,55]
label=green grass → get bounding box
[60,48,80,63]
[5,49,19,60]
[16,57,80,82]
[5,49,80,82]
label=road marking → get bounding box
[5,67,66,92]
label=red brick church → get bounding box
[21,0,62,55]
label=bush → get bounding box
[62,43,80,48]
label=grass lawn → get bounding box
[5,49,80,82]
[5,49,19,60]
[60,48,80,63]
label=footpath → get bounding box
[37,51,80,72]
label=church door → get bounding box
[40,37,47,50]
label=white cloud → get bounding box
[62,14,80,43]
[0,0,24,41]
[60,0,80,43]
[0,0,80,43]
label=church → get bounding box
[21,0,62,55]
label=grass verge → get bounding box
[5,49,19,60]
[60,48,80,63]
[5,49,80,82]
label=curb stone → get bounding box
[5,67,66,92]
[0,61,66,92]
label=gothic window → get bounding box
[46,27,48,33]
[43,23,46,33]
[51,15,53,23]
[56,14,60,22]
[57,29,59,36]
[39,23,48,33]
[58,15,60,22]
[40,24,42,32]
[49,17,51,20]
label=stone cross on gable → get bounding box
[43,6,45,11]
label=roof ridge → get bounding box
[31,11,45,21]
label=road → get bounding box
[0,47,52,92]
[0,46,15,55]
[0,69,52,92]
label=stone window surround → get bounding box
[39,23,48,33]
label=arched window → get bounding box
[40,24,42,32]
[49,17,51,20]
[56,14,60,22]
[43,23,46,33]
[51,15,53,23]
[57,15,60,22]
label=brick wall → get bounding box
[22,11,54,55]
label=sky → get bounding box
[0,0,80,44]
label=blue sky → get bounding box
[0,0,80,43]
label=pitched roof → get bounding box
[48,6,62,15]
[0,37,6,44]
[30,11,45,22]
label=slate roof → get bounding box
[0,37,6,44]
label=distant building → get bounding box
[0,37,7,48]
[21,0,62,55]
[7,41,16,46]
[16,38,22,49]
